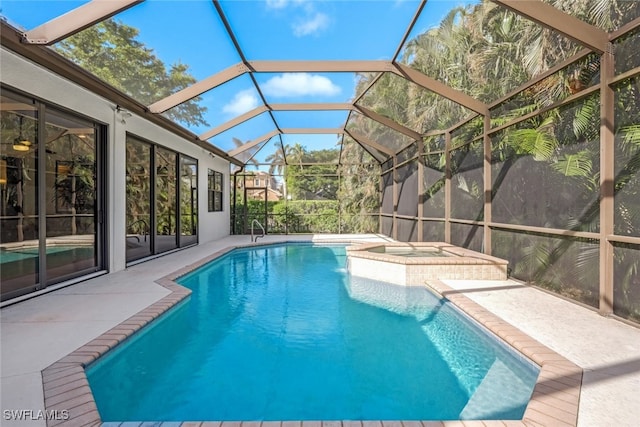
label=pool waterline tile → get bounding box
[40,240,582,427]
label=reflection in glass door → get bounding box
[126,135,198,263]
[44,109,99,283]
[0,94,39,298]
[180,156,197,247]
[126,139,152,262]
[0,89,105,301]
[155,147,177,254]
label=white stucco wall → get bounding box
[1,47,232,274]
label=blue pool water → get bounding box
[87,243,539,421]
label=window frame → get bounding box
[208,169,223,212]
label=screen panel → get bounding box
[381,171,394,216]
[381,215,393,237]
[613,243,640,323]
[614,77,640,237]
[397,218,418,242]
[492,229,599,308]
[492,94,600,232]
[396,161,418,218]
[450,223,483,253]
[422,154,445,219]
[450,141,483,221]
[422,220,445,242]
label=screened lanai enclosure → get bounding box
[0,0,639,323]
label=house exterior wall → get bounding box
[0,47,231,275]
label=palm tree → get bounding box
[231,137,259,169]
[265,142,290,176]
[399,7,475,131]
[289,143,306,167]
[265,142,291,197]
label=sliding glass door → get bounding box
[126,139,152,260]
[180,156,198,247]
[0,89,105,301]
[126,135,197,263]
[0,93,39,298]
[155,147,178,254]
[44,109,99,283]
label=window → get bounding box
[208,169,223,212]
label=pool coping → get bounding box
[40,241,582,427]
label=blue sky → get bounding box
[1,0,472,164]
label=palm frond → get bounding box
[551,150,593,178]
[621,124,640,149]
[515,240,553,282]
[572,96,599,140]
[504,124,557,161]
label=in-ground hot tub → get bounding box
[347,242,508,286]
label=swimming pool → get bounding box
[87,243,538,421]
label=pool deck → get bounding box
[1,234,639,427]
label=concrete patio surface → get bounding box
[1,234,638,426]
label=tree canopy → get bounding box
[285,145,340,200]
[55,19,208,127]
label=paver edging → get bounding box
[425,279,583,427]
[39,241,287,426]
[40,275,194,426]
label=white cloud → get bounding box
[264,0,329,37]
[262,73,341,98]
[265,0,288,9]
[222,89,259,116]
[292,12,329,37]
[266,0,309,10]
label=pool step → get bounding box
[460,359,531,420]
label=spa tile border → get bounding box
[346,242,509,266]
[40,240,579,427]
